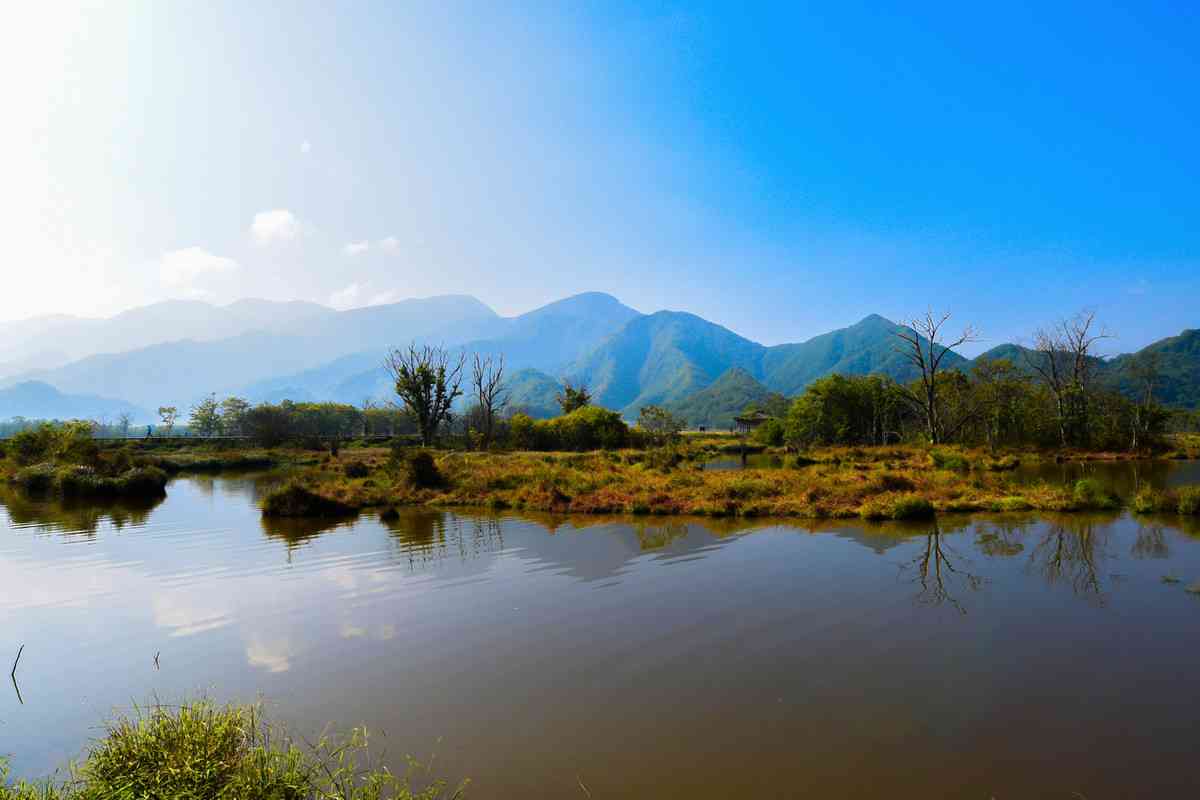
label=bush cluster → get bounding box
[508,406,632,451]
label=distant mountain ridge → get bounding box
[565,311,968,416]
[1,292,1195,419]
[0,381,147,423]
[0,298,334,372]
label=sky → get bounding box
[1,0,1197,355]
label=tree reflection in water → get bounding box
[0,485,163,537]
[902,521,983,614]
[633,521,689,551]
[973,517,1030,558]
[1028,516,1111,603]
[1131,523,1169,560]
[382,510,505,569]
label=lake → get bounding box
[3,471,1200,797]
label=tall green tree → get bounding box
[555,380,591,414]
[189,394,222,437]
[219,397,251,436]
[384,344,465,446]
[157,406,178,437]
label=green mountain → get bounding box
[760,313,968,395]
[568,311,967,416]
[664,368,785,429]
[1103,329,1200,409]
[505,369,562,419]
[568,311,765,414]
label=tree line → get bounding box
[771,310,1186,451]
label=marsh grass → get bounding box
[0,700,463,800]
[262,481,357,517]
[262,444,1148,520]
[1133,485,1200,515]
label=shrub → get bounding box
[55,421,100,467]
[751,418,785,447]
[12,463,56,492]
[930,450,968,470]
[859,492,935,520]
[402,450,442,489]
[343,461,370,479]
[262,482,355,517]
[6,425,60,466]
[535,406,629,451]
[1073,478,1119,510]
[507,412,537,450]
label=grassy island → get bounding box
[258,438,1200,521]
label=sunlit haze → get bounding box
[2,2,1197,352]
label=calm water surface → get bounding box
[3,471,1200,797]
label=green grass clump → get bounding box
[982,455,1020,471]
[859,492,934,520]
[262,481,355,517]
[0,701,463,800]
[1072,478,1120,510]
[10,464,167,498]
[995,495,1032,512]
[1134,488,1169,514]
[930,449,969,471]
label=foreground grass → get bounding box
[256,444,1198,521]
[0,700,463,800]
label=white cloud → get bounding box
[344,240,370,256]
[250,209,300,245]
[377,235,400,254]
[159,247,239,288]
[329,281,399,311]
[300,139,311,155]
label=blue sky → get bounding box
[3,1,1196,355]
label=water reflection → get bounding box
[901,522,983,613]
[0,484,163,536]
[5,472,1200,798]
[1010,457,1200,496]
[1029,516,1112,602]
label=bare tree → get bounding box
[384,344,465,446]
[1128,351,1160,451]
[893,311,978,444]
[471,353,509,450]
[1027,310,1111,447]
[117,412,133,438]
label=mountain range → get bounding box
[0,292,1195,423]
